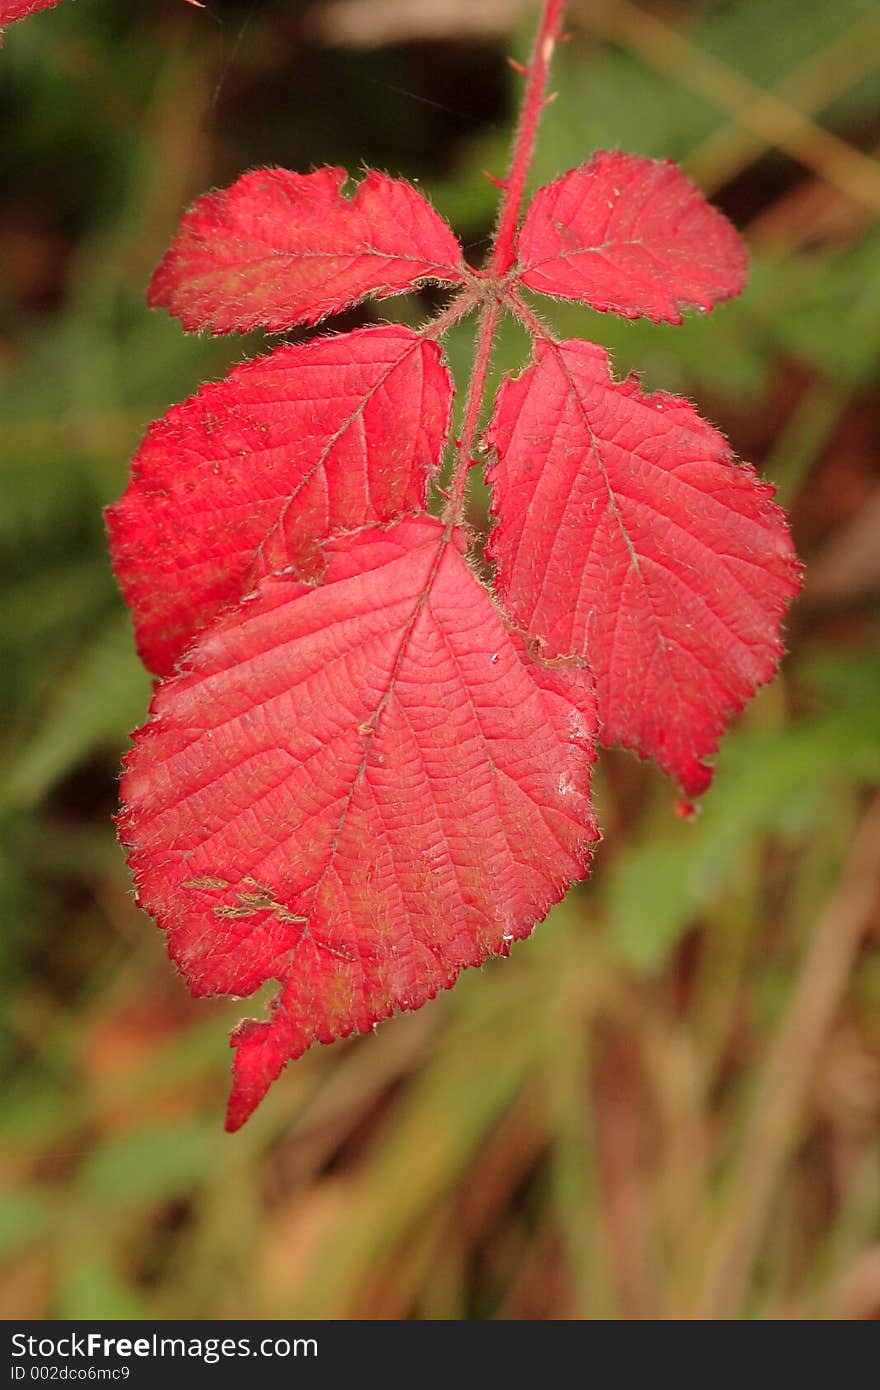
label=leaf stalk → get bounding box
[442,0,565,528]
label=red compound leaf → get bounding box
[148,166,466,334]
[0,0,64,22]
[107,324,453,677]
[486,337,801,797]
[516,151,747,324]
[118,517,598,1129]
[110,3,802,1129]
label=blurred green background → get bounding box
[2,0,879,1320]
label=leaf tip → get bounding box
[225,1015,288,1132]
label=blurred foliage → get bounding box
[1,0,879,1320]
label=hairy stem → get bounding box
[444,298,501,527]
[443,0,565,526]
[490,0,566,276]
[419,288,480,341]
[505,285,559,342]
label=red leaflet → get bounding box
[0,0,64,21]
[107,325,452,676]
[517,151,747,324]
[119,519,598,1130]
[486,338,801,796]
[148,167,465,334]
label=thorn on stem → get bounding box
[482,170,508,189]
[542,91,559,108]
[506,57,528,74]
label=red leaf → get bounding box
[118,518,598,1129]
[148,166,465,334]
[0,0,64,21]
[486,338,801,796]
[107,324,452,677]
[516,152,747,324]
